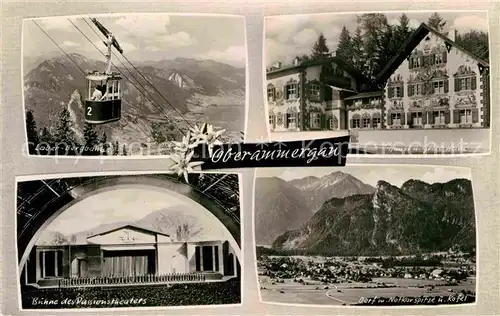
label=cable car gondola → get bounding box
[84,18,124,125]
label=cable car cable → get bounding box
[32,20,87,76]
[77,18,187,135]
[80,18,183,131]
[32,20,155,145]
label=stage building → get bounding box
[22,224,239,288]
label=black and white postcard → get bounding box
[264,11,490,154]
[16,172,241,309]
[255,166,476,306]
[22,14,247,157]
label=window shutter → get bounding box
[400,86,404,97]
[442,51,447,63]
[409,58,413,69]
[273,115,276,129]
[428,111,435,125]
[453,109,460,124]
[320,114,326,129]
[471,77,477,90]
[407,84,412,97]
[422,83,427,95]
[407,112,412,126]
[454,78,460,92]
[419,56,424,67]
[284,113,289,128]
[445,110,451,124]
[388,87,393,98]
[350,118,354,129]
[429,82,435,94]
[422,111,428,124]
[297,83,301,98]
[283,85,287,99]
[472,108,479,123]
[401,112,406,125]
[387,113,392,126]
[444,80,449,93]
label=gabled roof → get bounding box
[267,56,368,81]
[87,223,170,239]
[344,90,384,100]
[376,23,489,83]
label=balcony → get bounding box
[323,75,352,89]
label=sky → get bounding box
[266,10,489,67]
[41,185,232,242]
[257,165,471,188]
[23,14,246,67]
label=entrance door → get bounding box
[78,259,88,278]
[226,253,235,276]
[202,246,214,271]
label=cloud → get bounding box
[201,45,246,67]
[160,31,196,47]
[451,15,489,33]
[38,17,74,31]
[61,40,79,48]
[293,28,318,46]
[420,167,471,185]
[266,37,294,66]
[114,14,170,38]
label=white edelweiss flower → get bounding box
[203,124,226,156]
[189,123,207,145]
[171,131,196,153]
[168,151,204,183]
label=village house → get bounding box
[266,23,490,133]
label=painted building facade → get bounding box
[266,23,490,132]
[22,224,239,287]
[266,57,365,132]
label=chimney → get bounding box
[272,61,282,69]
[293,57,300,66]
[449,29,457,42]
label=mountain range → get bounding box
[37,207,209,245]
[254,171,375,245]
[269,177,476,256]
[23,53,245,149]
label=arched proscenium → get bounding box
[17,175,241,272]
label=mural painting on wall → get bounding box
[330,115,338,129]
[276,112,284,126]
[390,100,404,111]
[456,94,477,107]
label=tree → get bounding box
[427,12,448,35]
[25,109,39,153]
[122,144,128,156]
[311,33,330,59]
[100,132,110,156]
[351,26,364,71]
[336,26,353,61]
[456,30,489,61]
[112,141,120,155]
[294,54,310,63]
[394,14,413,47]
[52,108,79,151]
[175,223,202,241]
[358,13,392,79]
[83,123,99,154]
[39,126,53,143]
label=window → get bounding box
[329,117,337,130]
[269,114,275,128]
[372,117,381,128]
[287,113,297,129]
[352,118,360,129]
[310,84,320,100]
[433,81,444,94]
[459,78,472,90]
[435,53,443,64]
[412,112,423,126]
[434,111,446,125]
[415,84,422,95]
[392,113,402,126]
[285,83,298,100]
[370,99,381,106]
[362,117,371,128]
[410,56,421,68]
[267,86,276,101]
[39,251,63,278]
[310,113,320,129]
[460,109,473,124]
